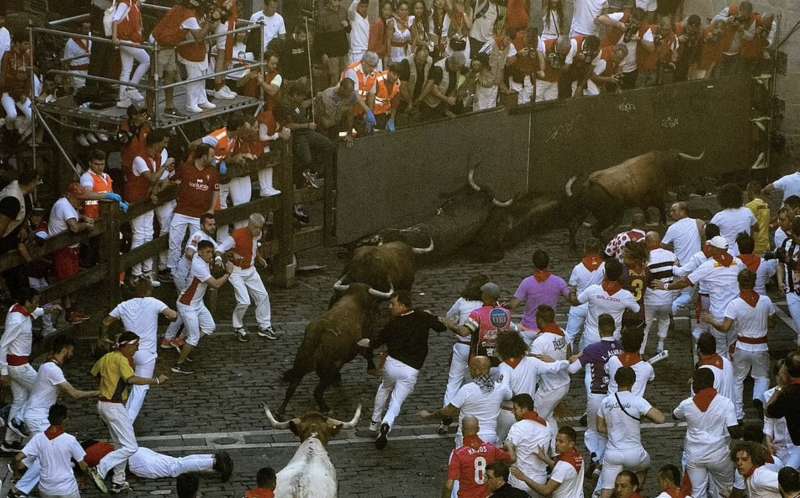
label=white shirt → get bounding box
[48,197,80,237]
[762,387,794,457]
[606,356,654,398]
[606,12,643,73]
[470,0,498,42]
[178,256,213,308]
[26,361,66,414]
[598,390,651,451]
[79,170,112,191]
[541,11,563,40]
[132,156,156,178]
[636,0,657,12]
[250,11,286,51]
[673,393,737,462]
[745,257,778,295]
[725,295,774,352]
[663,217,702,266]
[772,172,800,202]
[109,297,168,355]
[645,248,677,307]
[530,332,570,391]
[775,227,788,251]
[0,27,10,79]
[551,458,585,498]
[699,357,736,404]
[63,37,91,69]
[479,38,518,59]
[348,0,370,54]
[451,381,512,444]
[22,431,85,496]
[578,284,640,344]
[687,257,745,318]
[745,466,781,498]
[568,260,605,296]
[0,305,43,375]
[498,357,569,397]
[507,419,553,488]
[570,0,608,36]
[447,298,482,344]
[710,208,757,256]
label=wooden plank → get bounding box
[271,226,323,254]
[295,187,324,204]
[0,224,105,274]
[215,196,280,225]
[40,264,107,303]
[120,235,169,269]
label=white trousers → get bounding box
[732,347,769,420]
[685,450,735,498]
[565,304,587,348]
[786,293,800,345]
[97,401,138,485]
[126,351,156,422]
[509,75,533,105]
[1,93,32,124]
[641,302,672,354]
[129,447,214,479]
[164,264,191,341]
[217,177,251,240]
[71,69,88,89]
[182,59,211,109]
[119,45,150,100]
[230,266,271,330]
[585,392,608,463]
[155,200,176,271]
[672,287,695,316]
[258,167,278,195]
[16,410,49,494]
[496,409,516,444]
[534,383,569,434]
[600,446,650,490]
[443,343,471,407]
[536,80,559,102]
[371,356,419,430]
[167,213,200,270]
[131,210,154,278]
[7,363,36,426]
[177,302,215,347]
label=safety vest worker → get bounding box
[373,70,400,116]
[79,156,114,220]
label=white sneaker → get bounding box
[149,278,161,288]
[96,132,109,142]
[76,134,90,147]
[127,88,145,102]
[261,187,281,197]
[116,97,132,108]
[368,420,380,432]
[218,85,237,99]
[656,340,665,354]
[199,101,217,110]
[186,104,204,114]
[86,132,98,144]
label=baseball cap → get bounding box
[66,182,88,198]
[480,282,501,298]
[363,51,379,66]
[708,236,728,250]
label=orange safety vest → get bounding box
[208,127,234,161]
[117,0,144,44]
[84,171,113,219]
[152,5,206,62]
[341,61,378,100]
[125,154,158,203]
[373,71,400,115]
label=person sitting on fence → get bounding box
[111,0,149,108]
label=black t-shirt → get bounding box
[372,309,447,370]
[766,384,800,445]
[281,39,310,80]
[0,196,22,251]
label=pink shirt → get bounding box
[513,274,569,328]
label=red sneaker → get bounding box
[67,311,90,324]
[159,339,174,350]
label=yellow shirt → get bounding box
[90,351,135,402]
[746,197,771,253]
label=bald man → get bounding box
[642,232,677,354]
[444,416,515,498]
[419,356,513,448]
[662,202,704,317]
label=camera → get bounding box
[547,51,564,69]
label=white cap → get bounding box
[708,236,728,250]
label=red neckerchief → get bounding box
[713,252,734,267]
[692,387,717,412]
[665,485,686,498]
[10,304,31,317]
[679,473,693,498]
[505,356,523,369]
[790,379,800,386]
[521,410,547,426]
[699,354,724,370]
[603,280,623,295]
[539,323,564,336]
[740,290,760,308]
[72,37,89,52]
[557,449,583,472]
[463,435,485,449]
[583,256,604,271]
[766,454,774,464]
[534,270,552,283]
[245,489,275,498]
[45,425,65,440]
[739,253,761,273]
[742,465,759,479]
[619,352,641,367]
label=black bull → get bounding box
[564,150,706,246]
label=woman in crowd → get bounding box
[541,0,564,41]
[446,0,472,62]
[429,0,450,60]
[386,1,415,64]
[370,2,395,66]
[411,1,431,54]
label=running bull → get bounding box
[280,283,392,415]
[564,150,706,247]
[264,404,361,498]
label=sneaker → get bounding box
[0,441,23,453]
[293,205,310,225]
[258,326,279,340]
[86,132,99,144]
[368,420,381,433]
[8,418,30,438]
[303,170,322,189]
[213,450,234,482]
[116,97,132,109]
[126,88,145,102]
[235,328,250,342]
[199,101,217,110]
[148,278,161,288]
[160,338,175,350]
[110,481,131,493]
[656,340,665,354]
[186,104,203,114]
[67,311,90,324]
[171,364,194,375]
[76,134,90,147]
[8,488,27,497]
[214,86,237,100]
[88,467,109,494]
[96,132,109,142]
[374,423,390,450]
[260,187,282,197]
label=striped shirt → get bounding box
[645,248,677,307]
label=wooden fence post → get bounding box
[99,201,121,312]
[273,140,296,288]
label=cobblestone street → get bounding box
[7,226,798,497]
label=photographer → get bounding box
[712,1,756,77]
[597,8,645,89]
[674,15,703,81]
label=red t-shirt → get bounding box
[448,441,512,498]
[175,162,220,218]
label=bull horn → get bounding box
[327,404,362,429]
[492,197,514,208]
[263,404,292,429]
[411,237,435,254]
[333,275,351,292]
[468,168,481,192]
[367,282,394,299]
[678,151,705,161]
[565,176,577,197]
[751,152,767,170]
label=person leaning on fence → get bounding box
[1,31,34,136]
[79,149,128,222]
[111,0,149,108]
[0,169,39,292]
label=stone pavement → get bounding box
[5,226,799,497]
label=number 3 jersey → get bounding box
[447,436,513,498]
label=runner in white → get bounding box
[509,425,585,498]
[702,269,775,421]
[673,368,738,498]
[654,465,688,498]
[606,328,654,398]
[504,393,555,494]
[736,234,777,296]
[597,366,666,498]
[530,306,571,429]
[762,362,800,469]
[172,240,233,374]
[695,332,737,411]
[662,202,703,317]
[776,216,800,347]
[643,232,677,354]
[732,442,782,498]
[565,238,605,351]
[102,278,177,421]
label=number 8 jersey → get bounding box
[447,436,513,498]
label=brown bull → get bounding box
[564,150,706,247]
[338,240,432,295]
[279,283,391,416]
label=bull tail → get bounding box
[282,323,325,382]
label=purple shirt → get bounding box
[513,274,570,328]
[580,338,622,394]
